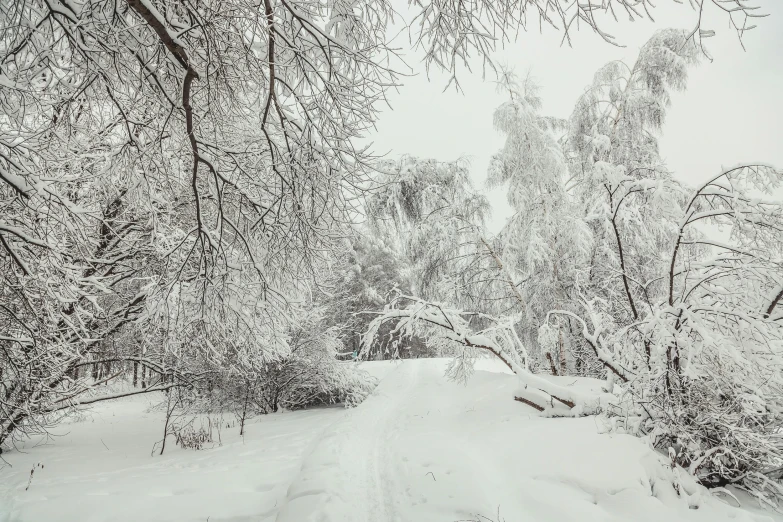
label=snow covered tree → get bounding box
[551,31,783,499]
[565,29,700,324]
[201,305,376,421]
[486,72,592,374]
[0,177,177,445]
[367,156,490,305]
[323,233,433,360]
[600,165,783,503]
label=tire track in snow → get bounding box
[276,360,421,522]
[363,361,419,522]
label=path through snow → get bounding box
[275,360,421,521]
[277,359,782,522]
[2,359,781,522]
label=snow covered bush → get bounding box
[174,424,212,451]
[253,325,377,412]
[199,308,377,428]
[586,165,783,506]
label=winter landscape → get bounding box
[1,1,783,521]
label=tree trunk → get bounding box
[546,352,559,376]
[558,330,567,375]
[160,390,177,456]
[239,384,250,436]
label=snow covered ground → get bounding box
[0,394,345,522]
[1,358,781,522]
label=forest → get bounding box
[1,1,782,521]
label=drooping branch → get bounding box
[43,382,182,413]
[361,299,594,411]
[545,309,629,383]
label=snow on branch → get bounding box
[361,296,606,414]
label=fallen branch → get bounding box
[514,396,544,412]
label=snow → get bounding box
[278,359,781,522]
[0,396,346,522]
[1,359,781,522]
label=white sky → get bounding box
[367,1,783,233]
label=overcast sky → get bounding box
[367,1,783,233]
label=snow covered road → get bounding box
[2,359,781,522]
[276,359,422,522]
[277,359,782,522]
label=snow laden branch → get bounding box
[564,163,783,501]
[543,307,630,383]
[412,0,763,89]
[360,297,607,415]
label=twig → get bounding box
[25,463,41,491]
